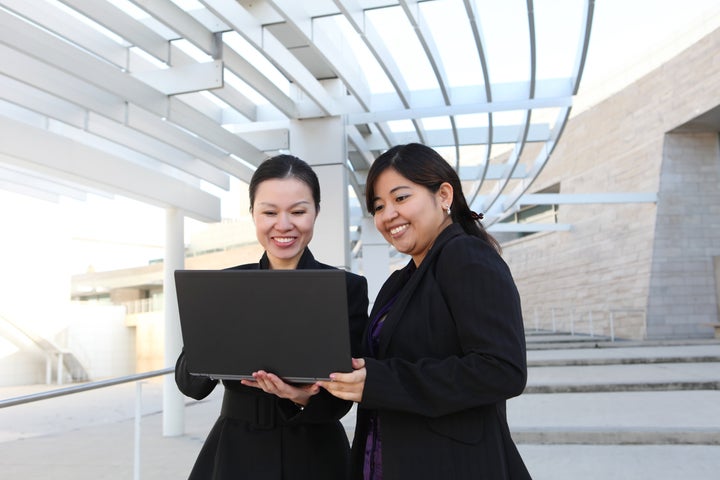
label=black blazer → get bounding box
[351,224,531,480]
[175,248,368,480]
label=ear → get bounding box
[437,182,454,207]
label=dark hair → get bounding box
[249,154,321,212]
[365,143,501,253]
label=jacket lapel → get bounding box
[295,248,320,269]
[375,224,464,357]
[258,248,318,270]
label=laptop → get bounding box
[174,269,352,383]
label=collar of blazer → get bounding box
[374,223,465,357]
[257,248,317,270]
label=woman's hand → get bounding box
[241,371,319,407]
[316,357,366,403]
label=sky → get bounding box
[2,0,720,286]
[577,0,720,110]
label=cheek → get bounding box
[374,216,384,233]
[253,217,271,236]
[297,216,316,234]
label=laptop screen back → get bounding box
[174,269,352,383]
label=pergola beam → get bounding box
[0,116,221,222]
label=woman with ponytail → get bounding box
[319,143,531,479]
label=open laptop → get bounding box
[174,269,352,383]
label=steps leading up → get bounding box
[511,331,720,449]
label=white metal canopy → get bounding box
[0,0,597,228]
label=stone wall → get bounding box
[502,27,720,339]
[647,133,720,338]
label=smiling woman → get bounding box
[174,154,369,480]
[319,143,528,480]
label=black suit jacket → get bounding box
[175,248,368,480]
[352,224,531,479]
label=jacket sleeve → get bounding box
[175,348,218,400]
[346,273,370,358]
[360,237,528,417]
[280,388,353,424]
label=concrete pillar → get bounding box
[288,115,350,269]
[163,207,185,436]
[360,217,390,310]
[714,256,720,322]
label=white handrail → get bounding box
[0,367,173,408]
[0,367,175,480]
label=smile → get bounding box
[389,224,408,236]
[273,237,295,244]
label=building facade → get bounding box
[503,26,720,340]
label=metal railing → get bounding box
[0,314,89,384]
[123,297,164,315]
[0,367,174,480]
[530,306,648,341]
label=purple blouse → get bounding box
[362,296,397,480]
[363,263,415,480]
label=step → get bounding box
[524,331,720,351]
[512,426,720,445]
[526,333,609,344]
[508,390,720,445]
[527,344,720,367]
[525,361,720,393]
[517,444,720,480]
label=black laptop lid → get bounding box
[174,269,352,383]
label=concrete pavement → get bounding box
[1,336,719,479]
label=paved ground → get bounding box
[1,339,719,480]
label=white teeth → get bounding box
[390,224,408,235]
[275,237,294,243]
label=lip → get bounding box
[271,236,297,247]
[388,223,409,238]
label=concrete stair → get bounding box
[509,331,720,478]
[511,330,720,445]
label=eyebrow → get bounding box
[257,200,312,208]
[373,185,412,202]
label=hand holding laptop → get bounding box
[316,357,367,403]
[241,370,321,407]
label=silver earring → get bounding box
[445,205,451,216]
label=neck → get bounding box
[267,256,300,270]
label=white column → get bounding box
[360,217,390,309]
[163,207,185,436]
[289,115,350,269]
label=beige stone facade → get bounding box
[503,27,720,340]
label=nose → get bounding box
[378,203,397,222]
[275,212,293,230]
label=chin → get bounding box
[273,249,298,258]
[283,249,305,260]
